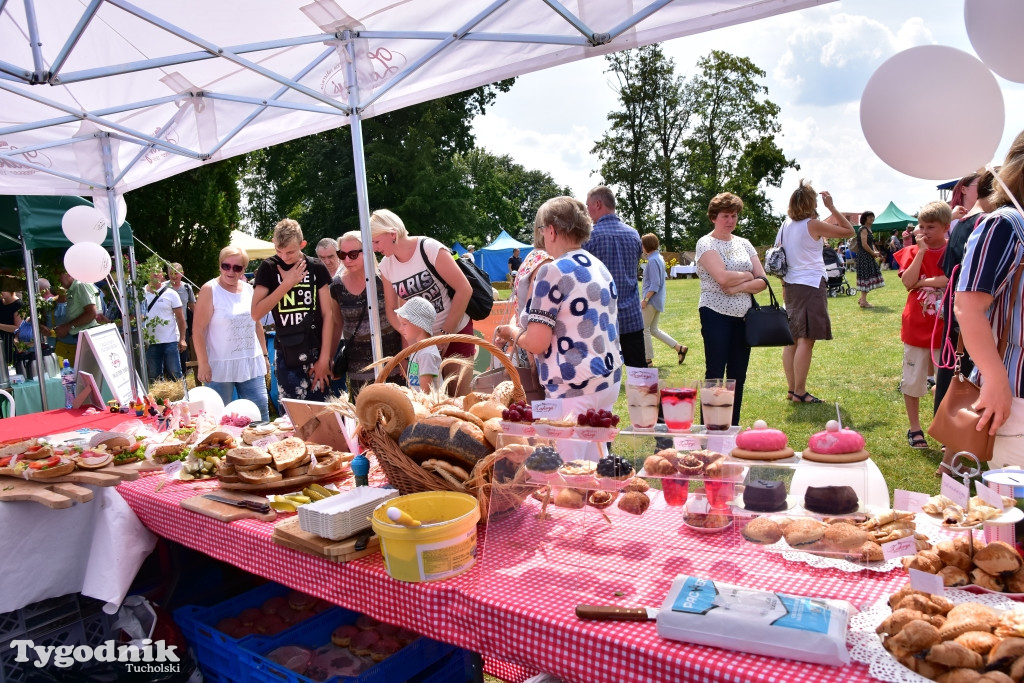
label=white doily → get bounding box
[848,588,1019,683]
[764,539,901,573]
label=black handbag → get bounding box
[744,277,794,347]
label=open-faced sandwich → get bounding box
[172,426,197,444]
[23,454,77,479]
[192,430,238,461]
[89,432,147,465]
[150,441,187,464]
[74,450,113,470]
[0,439,54,461]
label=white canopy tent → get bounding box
[0,0,833,408]
[229,229,276,260]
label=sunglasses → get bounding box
[337,249,363,261]
[220,262,245,273]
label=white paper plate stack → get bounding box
[298,487,399,540]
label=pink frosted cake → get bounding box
[731,420,795,461]
[802,420,869,463]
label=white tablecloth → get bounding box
[0,485,157,613]
[670,265,697,278]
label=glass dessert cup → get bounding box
[661,384,697,431]
[626,380,661,430]
[700,379,736,432]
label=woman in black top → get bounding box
[855,211,885,308]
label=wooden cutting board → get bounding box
[218,467,351,492]
[180,492,278,522]
[0,458,146,487]
[272,516,380,563]
[0,479,94,508]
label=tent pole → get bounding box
[344,33,383,377]
[20,243,48,412]
[100,134,143,400]
[127,243,149,390]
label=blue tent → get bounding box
[452,242,468,257]
[479,230,532,282]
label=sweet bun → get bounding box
[482,418,502,447]
[356,383,416,440]
[433,406,485,430]
[938,566,970,587]
[643,455,676,476]
[974,541,1022,575]
[492,381,516,407]
[553,488,585,509]
[782,518,825,547]
[617,491,650,515]
[741,517,783,544]
[469,400,505,422]
[462,392,491,410]
[822,523,869,549]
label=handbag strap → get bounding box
[748,276,780,310]
[953,259,1023,372]
[347,302,367,342]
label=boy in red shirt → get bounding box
[894,201,950,449]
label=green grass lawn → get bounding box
[612,269,944,497]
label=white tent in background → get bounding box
[0,0,834,395]
[229,230,276,260]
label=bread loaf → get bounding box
[398,415,492,470]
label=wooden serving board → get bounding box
[272,516,380,563]
[180,492,278,522]
[0,458,147,487]
[218,467,351,492]
[0,479,95,508]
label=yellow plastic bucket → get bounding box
[371,491,481,582]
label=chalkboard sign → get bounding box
[74,324,144,406]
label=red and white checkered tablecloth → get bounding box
[116,465,912,683]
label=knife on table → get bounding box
[575,605,659,621]
[202,493,272,514]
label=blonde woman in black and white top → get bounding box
[778,181,854,403]
[695,192,767,426]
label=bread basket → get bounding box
[361,333,537,519]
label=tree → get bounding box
[680,51,798,247]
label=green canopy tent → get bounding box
[870,201,917,232]
[0,195,136,411]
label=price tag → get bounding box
[162,460,183,478]
[909,568,945,596]
[893,489,930,514]
[531,400,564,420]
[674,437,701,451]
[253,434,282,450]
[626,367,659,386]
[976,481,1005,509]
[882,536,918,560]
[941,473,970,509]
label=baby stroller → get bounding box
[823,245,853,297]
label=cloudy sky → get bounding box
[471,0,1024,220]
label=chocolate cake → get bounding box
[803,485,859,515]
[742,480,787,512]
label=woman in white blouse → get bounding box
[695,192,767,427]
[778,181,854,403]
[193,246,270,420]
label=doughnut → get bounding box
[807,420,865,454]
[355,383,416,440]
[735,423,788,451]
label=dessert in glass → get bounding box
[661,384,697,431]
[626,381,660,430]
[700,379,736,431]
[662,478,689,506]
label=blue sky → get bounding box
[471,0,1024,220]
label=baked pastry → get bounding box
[643,454,677,476]
[954,630,1000,655]
[595,454,634,490]
[974,541,1022,575]
[971,567,1006,592]
[369,637,401,662]
[553,487,585,509]
[782,518,825,547]
[676,454,703,478]
[731,420,795,461]
[356,383,416,440]
[525,446,563,483]
[617,490,650,515]
[331,624,359,647]
[924,641,983,668]
[349,630,380,656]
[622,477,650,493]
[822,522,869,550]
[939,566,970,587]
[742,480,787,512]
[557,459,597,487]
[398,414,492,470]
[802,420,869,463]
[845,541,884,563]
[741,517,783,544]
[803,485,859,515]
[586,490,616,509]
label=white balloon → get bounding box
[224,399,262,422]
[64,242,112,283]
[61,205,108,244]
[92,194,128,228]
[966,0,1024,84]
[187,386,225,417]
[860,46,1004,180]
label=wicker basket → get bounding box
[362,333,537,519]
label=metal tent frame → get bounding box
[0,0,832,389]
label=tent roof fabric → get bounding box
[0,195,133,251]
[871,201,917,232]
[0,0,831,197]
[482,230,531,251]
[229,229,276,259]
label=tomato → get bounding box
[0,456,11,468]
[29,455,60,470]
[24,445,43,455]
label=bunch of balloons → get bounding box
[60,195,127,284]
[860,0,1024,180]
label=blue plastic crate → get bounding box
[410,647,478,683]
[243,608,456,683]
[173,582,324,683]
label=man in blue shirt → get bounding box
[583,186,645,368]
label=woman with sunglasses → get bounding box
[329,231,403,399]
[192,246,270,420]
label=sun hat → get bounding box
[395,297,436,337]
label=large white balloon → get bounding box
[860,46,1004,180]
[92,194,128,228]
[64,242,112,283]
[187,386,225,417]
[61,205,108,245]
[224,399,262,422]
[966,0,1024,84]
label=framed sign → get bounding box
[74,324,145,406]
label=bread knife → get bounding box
[202,493,271,514]
[575,605,659,621]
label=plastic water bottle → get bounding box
[61,360,77,409]
[351,452,369,487]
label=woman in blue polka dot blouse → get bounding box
[506,196,623,415]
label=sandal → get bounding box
[907,430,928,449]
[787,390,796,401]
[677,345,688,365]
[858,301,874,308]
[791,392,823,403]
[934,462,956,478]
